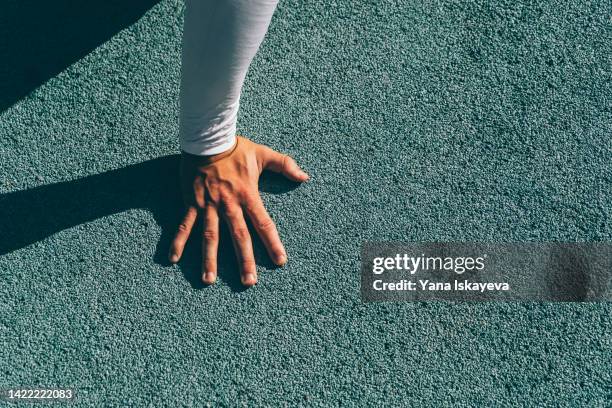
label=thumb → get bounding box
[261,147,309,182]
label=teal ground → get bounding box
[1,0,611,406]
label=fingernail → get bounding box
[203,272,216,284]
[169,254,179,263]
[242,273,257,286]
[301,172,310,181]
[276,254,288,265]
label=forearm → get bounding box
[179,0,279,156]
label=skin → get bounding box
[168,136,309,287]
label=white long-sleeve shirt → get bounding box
[179,0,279,156]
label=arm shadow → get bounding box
[0,156,301,292]
[0,0,160,113]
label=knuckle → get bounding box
[257,218,275,232]
[177,223,190,233]
[219,187,237,203]
[205,179,219,190]
[195,197,206,209]
[232,226,250,240]
[242,191,258,205]
[281,154,288,171]
[224,205,241,218]
[283,155,295,170]
[244,202,260,217]
[203,229,218,241]
[232,226,250,241]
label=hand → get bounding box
[168,136,309,286]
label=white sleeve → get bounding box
[179,0,279,156]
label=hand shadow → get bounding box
[0,155,301,292]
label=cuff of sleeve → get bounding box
[180,133,237,157]
[181,136,240,165]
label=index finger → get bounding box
[244,193,286,266]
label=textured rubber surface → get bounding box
[1,0,610,406]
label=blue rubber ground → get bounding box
[1,0,610,406]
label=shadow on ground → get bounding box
[0,0,160,112]
[0,155,300,291]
